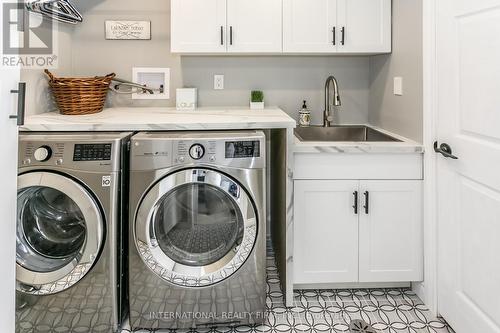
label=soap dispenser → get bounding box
[299,100,311,127]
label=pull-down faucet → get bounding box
[323,75,341,127]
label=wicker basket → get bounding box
[45,70,116,115]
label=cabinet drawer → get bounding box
[294,153,423,180]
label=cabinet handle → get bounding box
[9,82,26,126]
[230,26,233,45]
[352,191,358,214]
[220,26,224,45]
[363,191,369,214]
[332,26,336,45]
[341,27,345,45]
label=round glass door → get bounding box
[152,182,244,267]
[16,172,104,295]
[17,187,86,272]
[135,169,258,287]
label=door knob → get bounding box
[434,141,458,160]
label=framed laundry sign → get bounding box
[105,21,151,40]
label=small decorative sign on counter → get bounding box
[105,21,151,40]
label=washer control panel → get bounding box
[19,134,124,173]
[73,144,112,161]
[21,142,64,165]
[33,146,52,162]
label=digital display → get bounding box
[73,144,112,161]
[225,141,260,159]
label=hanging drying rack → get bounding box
[109,78,160,95]
[26,0,83,25]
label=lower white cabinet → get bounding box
[294,179,423,285]
[294,180,359,284]
[358,181,423,282]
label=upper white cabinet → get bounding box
[227,0,282,53]
[171,0,227,53]
[172,0,391,54]
[336,0,392,53]
[283,0,338,53]
[171,0,282,53]
[284,0,391,53]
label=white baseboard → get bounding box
[294,282,411,290]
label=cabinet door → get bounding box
[337,0,391,53]
[0,68,21,333]
[171,0,227,53]
[283,0,337,53]
[294,180,359,284]
[358,180,423,282]
[227,0,282,53]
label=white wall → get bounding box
[21,23,74,117]
[368,0,423,142]
[21,0,371,126]
[181,56,370,125]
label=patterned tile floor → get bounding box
[122,254,454,333]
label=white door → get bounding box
[170,0,227,53]
[293,180,358,284]
[0,4,21,328]
[227,0,282,53]
[358,180,423,282]
[283,0,337,53]
[336,0,391,53]
[436,1,500,332]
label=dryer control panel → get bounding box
[130,131,266,171]
[225,140,260,159]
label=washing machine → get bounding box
[128,131,267,330]
[16,132,132,333]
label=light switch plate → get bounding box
[394,77,403,96]
[214,74,224,90]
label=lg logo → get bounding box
[102,176,111,187]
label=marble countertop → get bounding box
[293,124,424,154]
[20,107,296,132]
[21,108,423,154]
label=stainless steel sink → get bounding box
[294,126,402,142]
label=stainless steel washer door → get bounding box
[135,168,258,287]
[16,172,104,295]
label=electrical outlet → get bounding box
[214,75,224,90]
